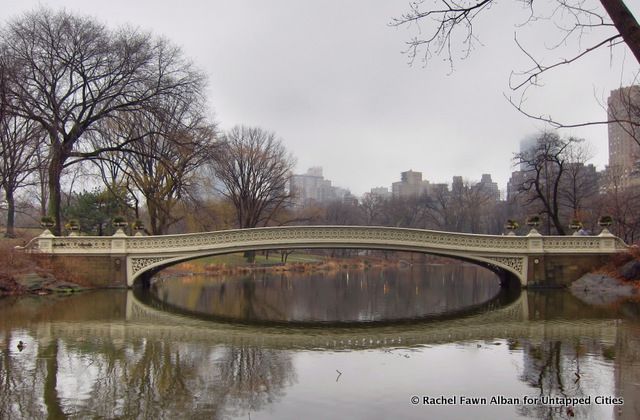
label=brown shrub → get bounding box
[597,247,640,280]
[608,252,635,267]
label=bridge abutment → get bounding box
[36,254,128,288]
[526,254,613,288]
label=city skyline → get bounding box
[3,0,638,195]
[292,165,504,201]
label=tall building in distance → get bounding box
[368,186,391,199]
[289,167,349,206]
[388,170,501,203]
[391,170,430,197]
[476,173,500,201]
[607,86,640,187]
[518,134,539,170]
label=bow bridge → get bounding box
[28,225,627,288]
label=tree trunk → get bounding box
[244,250,256,263]
[551,213,566,235]
[39,164,48,217]
[42,340,65,419]
[600,0,640,64]
[147,199,160,235]
[47,148,65,236]
[40,179,48,217]
[4,188,15,238]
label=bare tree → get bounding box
[513,131,587,234]
[31,143,50,217]
[424,179,498,233]
[380,195,430,228]
[93,93,216,234]
[0,113,41,237]
[0,67,42,236]
[211,125,295,230]
[322,199,362,226]
[559,143,599,221]
[597,165,640,242]
[465,181,498,233]
[391,0,640,130]
[424,184,455,230]
[0,9,207,233]
[359,193,386,226]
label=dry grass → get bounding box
[0,240,37,273]
[0,241,36,295]
[0,231,61,295]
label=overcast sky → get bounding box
[3,0,639,195]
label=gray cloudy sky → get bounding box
[3,0,639,195]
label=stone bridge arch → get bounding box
[30,225,627,288]
[129,245,525,288]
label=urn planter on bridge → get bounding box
[40,216,55,236]
[569,219,583,235]
[598,215,613,235]
[504,220,519,235]
[526,216,541,236]
[112,216,128,229]
[40,216,55,228]
[132,220,146,236]
[65,219,80,236]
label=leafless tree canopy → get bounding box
[393,0,639,67]
[392,0,640,129]
[91,95,217,235]
[0,111,41,237]
[0,51,44,236]
[211,126,295,230]
[513,131,597,234]
[0,9,208,232]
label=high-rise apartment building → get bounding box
[518,135,539,170]
[608,86,640,187]
[391,170,430,197]
[289,167,347,206]
[368,187,391,198]
[476,174,500,202]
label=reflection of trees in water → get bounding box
[217,344,296,417]
[614,322,640,420]
[1,332,40,419]
[0,334,66,419]
[0,332,295,418]
[156,265,503,322]
[41,340,65,419]
[516,339,604,419]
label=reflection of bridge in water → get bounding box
[15,289,622,351]
[4,289,636,420]
[31,291,604,350]
[30,225,628,288]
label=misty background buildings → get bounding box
[291,86,640,208]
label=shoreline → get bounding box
[171,255,412,277]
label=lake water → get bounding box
[1,264,639,419]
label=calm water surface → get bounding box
[1,265,639,419]
[148,265,509,323]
